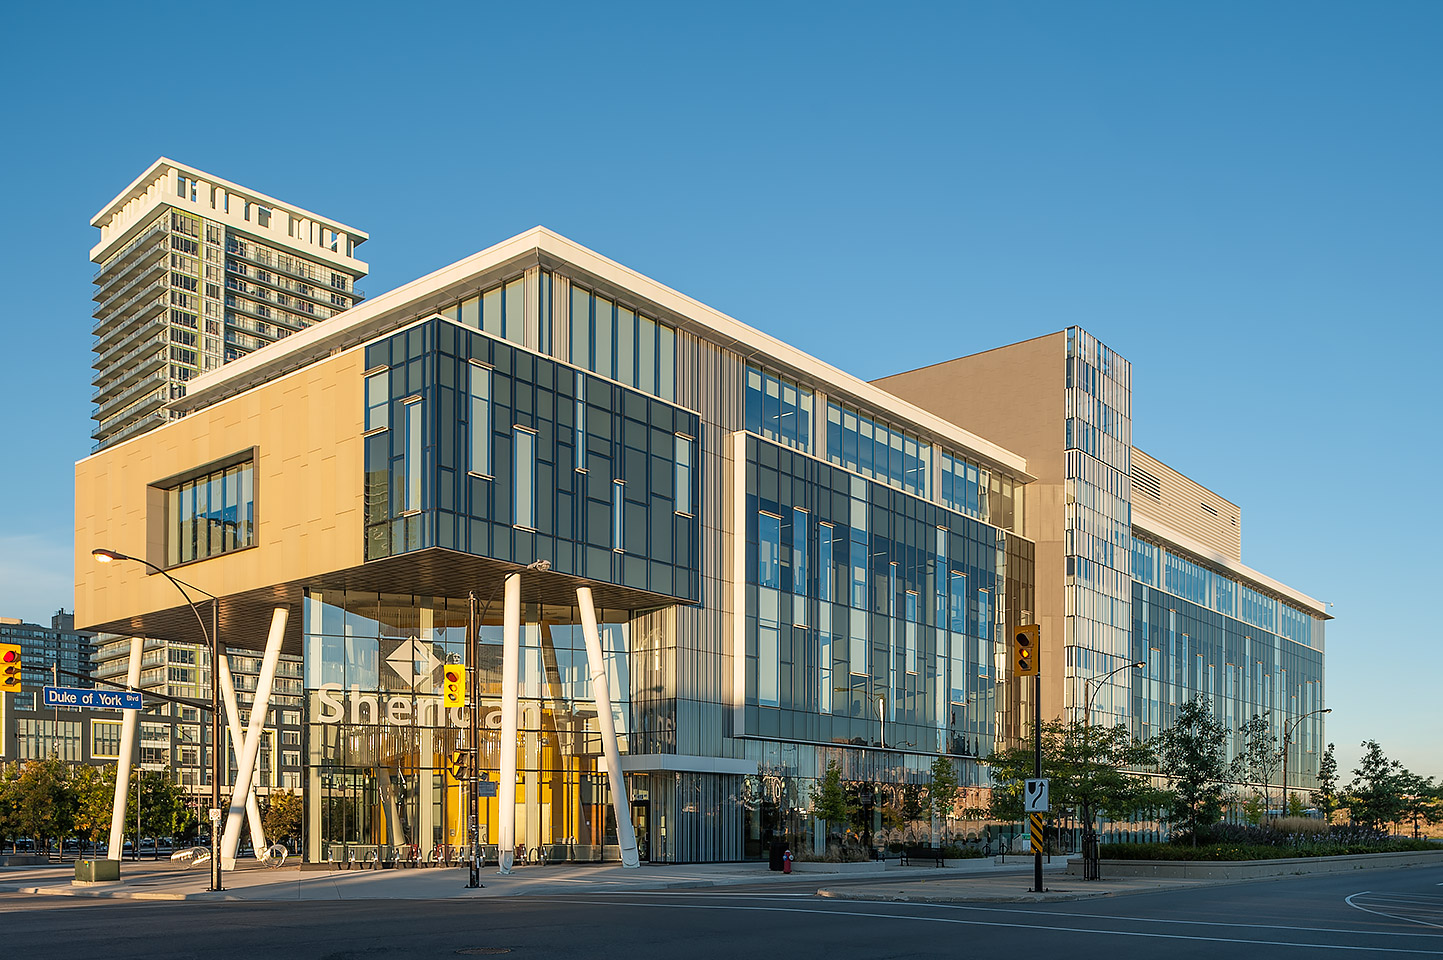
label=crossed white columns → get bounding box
[107,608,287,866]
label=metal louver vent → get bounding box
[1132,466,1163,500]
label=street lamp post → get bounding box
[1280,707,1332,816]
[93,548,223,893]
[1080,659,1145,881]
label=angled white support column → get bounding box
[217,653,268,859]
[106,635,144,860]
[577,585,639,868]
[497,572,521,875]
[221,607,287,868]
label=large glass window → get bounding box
[514,427,536,528]
[468,362,491,476]
[758,512,781,587]
[827,401,930,498]
[164,456,256,566]
[612,480,625,551]
[442,275,526,346]
[675,435,694,515]
[744,365,814,453]
[404,400,422,513]
[570,285,676,401]
[791,508,808,626]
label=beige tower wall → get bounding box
[872,331,1069,730]
[1131,448,1241,562]
[74,349,366,631]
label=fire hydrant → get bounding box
[782,848,792,874]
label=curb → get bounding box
[816,887,1115,904]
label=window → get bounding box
[905,591,918,675]
[575,372,587,471]
[468,363,491,475]
[569,284,676,400]
[514,428,536,528]
[404,399,422,513]
[745,365,814,453]
[674,435,693,514]
[792,508,808,626]
[757,512,781,587]
[364,370,388,431]
[163,454,256,566]
[91,720,122,759]
[256,206,272,228]
[612,480,626,551]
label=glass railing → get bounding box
[94,372,168,424]
[93,343,167,402]
[94,319,167,374]
[93,254,167,318]
[93,217,170,284]
[93,279,168,339]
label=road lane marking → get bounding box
[1344,889,1443,929]
[558,891,1443,941]
[530,896,1443,954]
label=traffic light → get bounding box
[0,643,20,694]
[442,663,466,708]
[1013,624,1040,678]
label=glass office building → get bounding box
[77,225,1325,864]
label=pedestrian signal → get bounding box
[442,664,466,707]
[0,643,20,694]
[1013,624,1040,678]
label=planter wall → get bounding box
[1064,849,1443,880]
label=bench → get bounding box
[897,847,945,867]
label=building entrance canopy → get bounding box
[82,547,683,656]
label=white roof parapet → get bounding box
[1133,511,1330,619]
[91,157,369,240]
[172,226,1033,481]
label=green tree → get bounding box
[0,762,20,852]
[928,756,959,821]
[14,758,77,854]
[1345,740,1404,833]
[985,718,1160,826]
[1396,771,1440,839]
[809,759,853,835]
[1232,713,1280,816]
[71,764,116,857]
[263,791,303,848]
[900,783,925,823]
[1155,696,1230,844]
[1286,792,1307,818]
[1311,743,1339,822]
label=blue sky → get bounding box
[1,2,1437,781]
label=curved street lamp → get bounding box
[93,548,223,893]
[1080,658,1145,880]
[1280,707,1332,817]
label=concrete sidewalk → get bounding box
[0,855,1216,903]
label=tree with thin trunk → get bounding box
[1311,743,1338,823]
[1155,697,1229,844]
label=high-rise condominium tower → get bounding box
[88,158,368,450]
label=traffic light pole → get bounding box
[1032,670,1043,893]
[466,591,483,890]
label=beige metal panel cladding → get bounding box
[1131,448,1242,563]
[74,350,366,632]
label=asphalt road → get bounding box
[5,864,1441,959]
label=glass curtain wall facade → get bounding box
[303,590,647,864]
[1063,327,1137,727]
[1130,536,1326,784]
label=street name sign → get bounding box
[43,686,143,710]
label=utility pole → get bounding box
[466,591,483,890]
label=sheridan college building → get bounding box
[75,225,1329,865]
